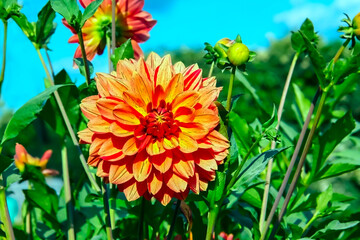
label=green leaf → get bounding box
[232,147,288,191]
[0,0,21,20]
[50,0,80,28]
[110,39,134,68]
[315,185,333,215]
[311,220,359,239]
[312,111,355,179]
[291,18,317,52]
[74,58,94,77]
[40,70,80,138]
[292,83,311,124]
[80,0,103,27]
[35,2,56,47]
[1,84,69,144]
[299,30,327,88]
[333,53,360,85]
[12,13,35,41]
[262,105,277,130]
[207,171,226,204]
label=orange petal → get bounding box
[189,173,200,194]
[96,72,128,98]
[122,137,139,156]
[96,98,120,120]
[130,71,153,105]
[166,173,188,193]
[98,138,122,157]
[113,103,141,126]
[155,55,173,88]
[80,95,100,119]
[165,73,184,103]
[184,68,202,91]
[146,140,165,156]
[174,106,195,123]
[133,151,152,182]
[178,132,198,153]
[207,130,230,152]
[163,136,179,150]
[123,181,141,201]
[173,61,185,73]
[78,128,94,144]
[151,151,172,173]
[197,87,220,109]
[173,159,195,179]
[199,179,208,191]
[194,109,219,130]
[109,163,133,184]
[87,116,111,133]
[145,52,162,70]
[147,172,163,195]
[122,92,147,116]
[171,91,199,113]
[109,122,133,137]
[179,123,208,140]
[89,137,104,156]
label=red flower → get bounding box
[78,53,229,205]
[63,0,156,61]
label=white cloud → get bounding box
[274,0,359,33]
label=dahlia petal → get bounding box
[203,76,217,87]
[156,55,173,88]
[88,155,100,167]
[147,172,163,195]
[151,151,172,173]
[122,137,139,156]
[137,57,153,84]
[89,137,104,156]
[127,14,156,32]
[189,173,200,194]
[166,173,187,193]
[179,123,208,140]
[68,34,79,43]
[152,85,166,108]
[113,103,141,125]
[131,40,144,59]
[97,160,110,177]
[78,128,94,144]
[163,136,179,150]
[174,106,194,122]
[117,59,136,82]
[118,0,144,14]
[207,130,230,152]
[178,132,198,153]
[79,0,92,8]
[110,122,134,137]
[98,137,122,157]
[96,73,128,98]
[80,95,100,119]
[173,159,195,179]
[194,109,219,130]
[195,154,218,172]
[173,62,185,74]
[198,87,221,109]
[88,116,111,133]
[133,151,152,182]
[199,179,208,191]
[131,71,153,105]
[146,52,162,70]
[123,181,141,201]
[171,91,200,113]
[96,98,120,120]
[160,192,172,206]
[122,92,147,116]
[164,73,184,103]
[109,163,133,184]
[184,69,202,91]
[146,140,165,156]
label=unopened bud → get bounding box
[227,43,250,66]
[352,12,360,40]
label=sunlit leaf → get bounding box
[111,39,134,68]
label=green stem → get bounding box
[225,134,264,196]
[111,0,116,54]
[208,61,215,78]
[102,182,113,240]
[0,20,8,96]
[61,145,75,240]
[259,52,300,233]
[167,200,181,240]
[77,31,91,85]
[35,48,101,194]
[333,38,350,63]
[109,184,117,231]
[45,49,55,77]
[106,34,112,73]
[0,176,15,240]
[138,197,145,240]
[26,182,32,240]
[260,87,320,240]
[302,213,318,236]
[225,67,236,111]
[205,205,220,240]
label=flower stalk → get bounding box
[0,20,8,95]
[106,34,112,73]
[77,31,91,85]
[226,67,236,111]
[167,200,181,240]
[61,145,75,240]
[102,182,113,240]
[208,61,215,78]
[259,51,300,233]
[35,48,101,194]
[0,176,15,240]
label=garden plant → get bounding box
[0,0,360,239]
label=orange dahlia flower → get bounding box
[14,143,57,176]
[78,53,229,205]
[63,0,156,61]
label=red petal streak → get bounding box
[171,91,199,113]
[147,172,163,195]
[113,103,141,125]
[96,98,120,120]
[151,151,172,173]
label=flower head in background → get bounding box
[63,0,156,61]
[14,143,58,176]
[79,53,229,205]
[218,232,239,240]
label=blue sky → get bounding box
[0,0,359,110]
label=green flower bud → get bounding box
[214,38,234,58]
[227,43,250,66]
[352,12,360,40]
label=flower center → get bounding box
[141,101,178,139]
